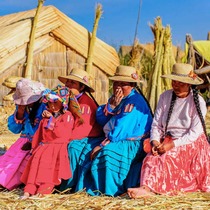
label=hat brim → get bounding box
[161,74,204,85]
[13,94,42,105]
[109,76,141,83]
[58,75,95,92]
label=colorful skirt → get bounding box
[141,134,210,195]
[76,139,146,196]
[60,137,103,191]
[0,137,30,190]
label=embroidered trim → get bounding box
[67,115,71,122]
[103,103,115,116]
[20,134,33,141]
[14,110,25,124]
[70,73,89,83]
[75,92,83,99]
[126,131,150,141]
[87,106,90,114]
[81,106,85,114]
[44,116,54,130]
[124,104,134,112]
[172,71,197,80]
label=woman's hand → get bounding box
[90,139,111,160]
[151,140,160,156]
[16,105,26,120]
[156,141,175,155]
[42,110,52,118]
[21,141,32,151]
[90,146,102,160]
[109,87,124,109]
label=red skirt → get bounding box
[140,133,210,195]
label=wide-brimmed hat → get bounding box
[58,68,94,92]
[109,65,140,83]
[13,78,46,105]
[42,85,70,111]
[161,63,204,85]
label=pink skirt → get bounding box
[0,137,31,190]
[141,133,210,195]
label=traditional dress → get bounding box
[0,103,46,190]
[21,110,74,195]
[71,92,103,139]
[74,89,153,196]
[141,89,210,195]
[60,92,103,191]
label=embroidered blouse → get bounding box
[96,89,153,142]
[7,103,46,141]
[150,89,207,147]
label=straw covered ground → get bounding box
[0,105,210,210]
[0,187,210,210]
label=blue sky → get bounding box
[1,0,210,50]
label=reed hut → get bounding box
[0,5,119,105]
[184,34,210,93]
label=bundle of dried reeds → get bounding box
[146,17,175,112]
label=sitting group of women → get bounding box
[0,63,209,199]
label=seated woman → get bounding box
[0,78,46,190]
[73,65,153,196]
[128,63,210,198]
[20,85,81,199]
[58,68,103,191]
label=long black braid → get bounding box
[165,87,209,144]
[165,91,177,134]
[88,90,99,107]
[192,85,210,143]
[81,85,99,107]
[135,85,154,118]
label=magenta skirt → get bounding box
[140,133,210,195]
[0,137,31,190]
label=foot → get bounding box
[127,186,155,199]
[20,192,30,200]
[37,193,44,198]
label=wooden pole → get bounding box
[24,0,44,79]
[86,3,103,74]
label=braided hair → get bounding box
[191,85,209,143]
[165,87,209,144]
[87,90,99,107]
[135,85,154,118]
[165,91,177,133]
[81,84,99,107]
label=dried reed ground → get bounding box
[0,106,210,210]
[0,187,209,210]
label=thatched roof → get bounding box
[0,5,119,77]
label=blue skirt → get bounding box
[76,139,146,196]
[60,137,104,191]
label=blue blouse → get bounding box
[96,89,153,142]
[8,103,46,141]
